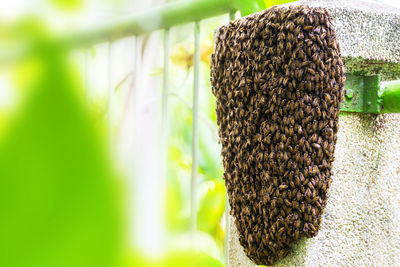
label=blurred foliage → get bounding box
[49,0,84,11]
[129,250,224,267]
[0,23,123,267]
[164,16,226,265]
[265,0,295,7]
[170,42,213,69]
[170,45,193,69]
[0,1,301,267]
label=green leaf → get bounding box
[197,180,226,236]
[0,47,123,267]
[48,0,84,11]
[166,166,188,232]
[198,121,223,181]
[150,67,164,77]
[162,251,224,267]
[264,0,296,8]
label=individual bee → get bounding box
[300,203,305,213]
[304,25,313,31]
[312,143,321,149]
[296,190,302,200]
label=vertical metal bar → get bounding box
[225,191,230,267]
[229,10,235,20]
[161,30,169,252]
[161,29,170,194]
[134,36,142,147]
[191,21,200,246]
[107,42,113,143]
[84,50,90,103]
[225,11,235,267]
[130,35,142,246]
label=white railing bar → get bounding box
[191,21,200,247]
[161,29,170,237]
[224,12,235,267]
[107,42,113,142]
[134,36,142,148]
[83,50,90,103]
[162,31,170,169]
[130,35,142,245]
[229,10,235,20]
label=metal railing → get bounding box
[62,0,264,48]
[74,0,400,262]
[73,0,266,263]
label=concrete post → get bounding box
[227,0,400,266]
[229,113,400,266]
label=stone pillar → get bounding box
[221,0,400,265]
[228,113,400,266]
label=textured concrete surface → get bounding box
[217,0,400,79]
[282,0,400,63]
[229,113,400,266]
[226,0,400,266]
[284,0,400,79]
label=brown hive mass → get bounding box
[210,5,345,266]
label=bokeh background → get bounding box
[0,0,399,266]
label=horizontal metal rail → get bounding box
[0,0,265,66]
[63,0,265,48]
[341,74,400,114]
[191,21,200,247]
[379,80,400,113]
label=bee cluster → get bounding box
[210,5,345,266]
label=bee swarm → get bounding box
[211,5,345,266]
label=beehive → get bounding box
[211,5,345,265]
